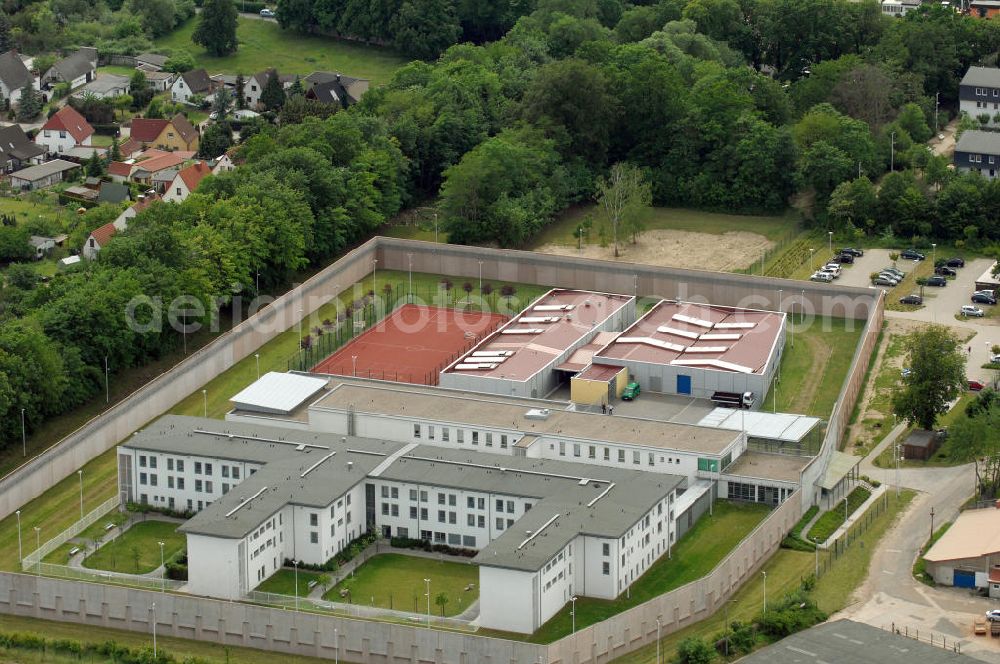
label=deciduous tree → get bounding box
[892,325,966,430]
[193,0,238,56]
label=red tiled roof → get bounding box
[131,193,161,213]
[132,150,192,174]
[129,118,169,144]
[89,221,117,247]
[177,161,211,192]
[41,106,94,144]
[117,137,140,158]
[108,161,132,177]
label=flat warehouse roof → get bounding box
[596,301,784,375]
[442,289,633,381]
[312,382,741,454]
[230,372,330,415]
[697,408,820,443]
[736,620,977,664]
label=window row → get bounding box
[555,443,681,466]
[412,424,511,449]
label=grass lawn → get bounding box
[611,490,915,663]
[0,195,73,231]
[82,520,183,574]
[154,17,408,84]
[42,542,80,565]
[532,205,798,250]
[761,316,865,418]
[96,65,138,78]
[805,486,871,543]
[326,553,478,617]
[255,568,321,596]
[89,134,114,147]
[487,501,770,643]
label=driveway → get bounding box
[930,118,959,158]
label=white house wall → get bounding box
[186,534,245,600]
[478,566,537,633]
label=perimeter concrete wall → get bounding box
[0,572,546,663]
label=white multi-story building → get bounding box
[118,415,700,633]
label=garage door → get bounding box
[677,375,691,395]
[954,569,976,588]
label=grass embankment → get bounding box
[805,487,871,543]
[81,520,183,574]
[480,501,770,643]
[612,490,915,663]
[761,316,864,418]
[154,17,407,84]
[326,553,479,617]
[913,522,952,586]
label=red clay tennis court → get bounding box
[311,304,509,385]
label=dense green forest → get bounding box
[2,0,1000,451]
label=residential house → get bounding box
[129,149,195,186]
[9,159,80,190]
[211,152,236,175]
[112,192,161,230]
[118,137,141,159]
[304,71,369,106]
[971,0,1000,17]
[880,0,921,16]
[164,161,211,202]
[145,71,176,92]
[71,73,130,100]
[0,125,46,173]
[42,47,97,90]
[83,221,117,260]
[135,53,169,72]
[107,160,134,183]
[28,235,55,259]
[129,114,199,152]
[0,50,35,107]
[954,130,1000,179]
[171,68,216,105]
[152,168,179,193]
[35,105,94,155]
[960,66,1000,125]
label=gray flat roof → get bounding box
[955,129,1000,156]
[724,451,810,483]
[10,159,79,181]
[960,66,1000,89]
[312,382,741,455]
[230,372,329,415]
[736,619,977,664]
[697,408,820,443]
[126,415,684,570]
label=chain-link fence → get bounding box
[21,495,119,571]
[25,562,184,592]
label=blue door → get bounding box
[954,570,976,588]
[676,374,692,395]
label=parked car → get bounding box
[900,249,926,260]
[821,264,841,278]
[260,8,276,17]
[934,266,957,277]
[877,272,901,284]
[901,368,912,379]
[969,380,986,392]
[926,275,947,287]
[835,253,855,264]
[899,294,923,305]
[811,272,834,283]
[987,609,1000,622]
[622,382,640,400]
[972,292,998,305]
[960,305,985,317]
[841,247,864,257]
[946,257,965,267]
[872,276,897,287]
[990,353,1000,364]
[882,266,905,278]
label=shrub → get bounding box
[677,636,716,664]
[759,591,827,638]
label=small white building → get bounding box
[0,50,36,107]
[71,73,129,100]
[170,68,215,105]
[42,47,97,90]
[163,161,211,203]
[35,105,94,155]
[923,506,1000,596]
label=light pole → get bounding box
[21,407,26,457]
[297,307,304,341]
[424,578,431,626]
[930,506,935,541]
[15,510,21,563]
[761,571,767,614]
[33,527,40,575]
[809,248,815,273]
[334,627,339,664]
[151,603,157,656]
[813,537,819,578]
[932,243,937,268]
[256,269,260,294]
[255,353,260,380]
[433,213,438,243]
[890,131,895,172]
[202,389,207,418]
[104,356,109,403]
[571,595,578,633]
[656,617,661,664]
[895,441,901,498]
[159,541,165,592]
[78,470,84,519]
[407,253,413,303]
[827,231,832,255]
[371,259,378,296]
[935,92,940,133]
[478,260,483,296]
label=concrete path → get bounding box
[816,485,887,547]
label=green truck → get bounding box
[622,382,640,401]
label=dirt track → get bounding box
[535,229,774,271]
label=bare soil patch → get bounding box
[535,229,774,271]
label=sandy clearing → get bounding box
[535,229,774,271]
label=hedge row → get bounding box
[0,630,208,663]
[285,530,378,572]
[389,537,478,558]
